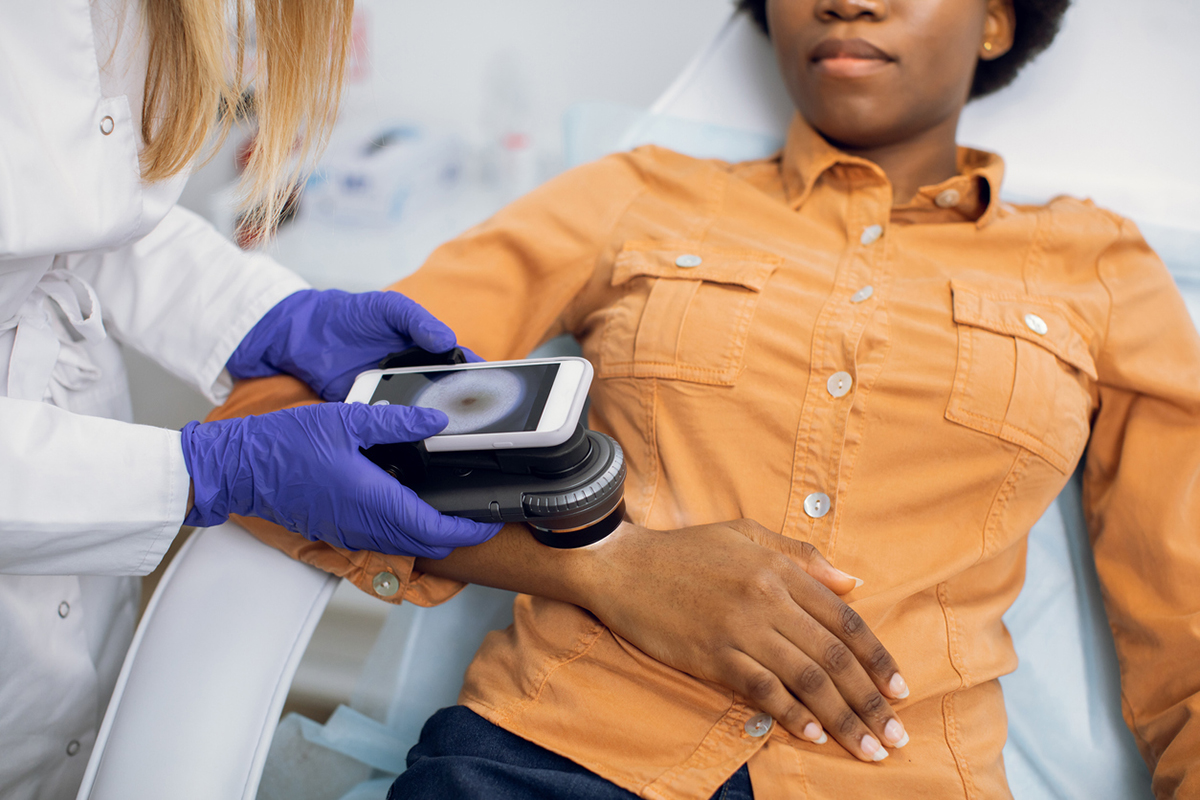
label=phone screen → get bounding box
[370,363,561,436]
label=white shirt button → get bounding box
[850,285,874,304]
[745,713,773,737]
[58,601,70,618]
[99,116,115,135]
[935,189,962,209]
[66,740,81,756]
[827,371,853,398]
[372,572,400,597]
[675,254,703,268]
[860,225,883,246]
[1024,313,1049,336]
[804,492,831,519]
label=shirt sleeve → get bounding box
[393,151,649,360]
[68,205,311,405]
[200,152,651,603]
[0,396,191,575]
[1084,215,1200,796]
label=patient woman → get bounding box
[213,0,1200,796]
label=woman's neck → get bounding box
[836,111,963,206]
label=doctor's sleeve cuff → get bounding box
[192,252,311,406]
[0,398,191,575]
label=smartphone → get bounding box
[346,357,593,452]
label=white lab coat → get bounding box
[0,2,309,797]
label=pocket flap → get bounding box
[951,282,1097,379]
[612,242,781,292]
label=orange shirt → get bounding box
[216,115,1200,799]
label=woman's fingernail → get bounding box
[831,568,864,588]
[861,734,888,761]
[884,719,909,748]
[803,722,827,744]
[889,673,910,699]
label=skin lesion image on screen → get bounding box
[371,363,560,436]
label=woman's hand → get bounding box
[575,519,910,762]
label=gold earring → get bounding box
[983,41,994,52]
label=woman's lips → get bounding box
[810,38,895,78]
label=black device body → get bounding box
[362,347,626,548]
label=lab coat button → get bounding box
[58,601,70,618]
[99,116,115,135]
[676,254,703,268]
[745,713,773,737]
[1025,313,1049,335]
[827,372,853,398]
[804,492,832,519]
[851,285,874,303]
[860,225,883,246]
[66,740,80,756]
[935,189,962,208]
[372,572,400,597]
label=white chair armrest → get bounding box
[77,522,339,800]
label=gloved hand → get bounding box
[227,289,457,401]
[180,402,503,558]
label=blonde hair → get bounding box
[140,0,354,238]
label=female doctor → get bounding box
[0,3,500,797]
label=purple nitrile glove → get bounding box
[228,289,458,402]
[179,402,502,558]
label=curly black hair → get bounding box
[735,0,1071,99]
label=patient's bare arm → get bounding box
[415,519,910,762]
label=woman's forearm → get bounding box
[414,521,624,608]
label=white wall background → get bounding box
[341,0,732,155]
[959,0,1200,233]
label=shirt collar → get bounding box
[779,113,1006,228]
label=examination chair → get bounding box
[78,10,1200,800]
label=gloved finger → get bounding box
[384,481,504,550]
[362,524,457,560]
[377,292,457,353]
[341,402,449,447]
[319,371,359,404]
[459,346,487,364]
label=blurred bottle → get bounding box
[481,51,541,201]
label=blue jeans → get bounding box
[389,706,754,800]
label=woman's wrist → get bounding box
[563,519,642,614]
[411,519,642,613]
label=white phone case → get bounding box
[346,357,593,452]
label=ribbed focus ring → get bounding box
[523,434,625,517]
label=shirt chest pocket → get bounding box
[945,283,1098,474]
[596,243,780,386]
